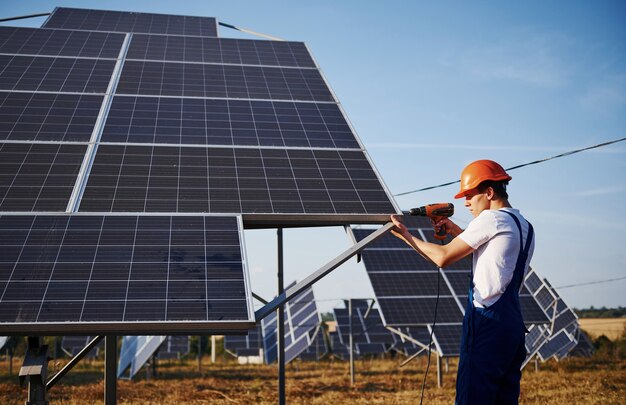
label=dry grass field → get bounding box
[1,355,624,404]
[580,318,626,340]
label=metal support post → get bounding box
[197,337,202,372]
[349,299,355,385]
[445,357,449,373]
[277,228,286,405]
[104,335,117,405]
[436,354,443,388]
[19,337,49,405]
[211,336,216,363]
[534,357,539,372]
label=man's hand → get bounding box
[431,218,463,238]
[390,214,410,239]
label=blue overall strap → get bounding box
[500,210,534,290]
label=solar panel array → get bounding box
[262,282,321,364]
[298,326,327,361]
[522,270,586,362]
[352,215,552,357]
[117,335,165,379]
[156,335,190,360]
[0,6,399,337]
[224,324,264,357]
[333,299,396,356]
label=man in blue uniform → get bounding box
[390,159,534,404]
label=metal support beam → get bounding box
[211,336,216,363]
[349,299,355,386]
[104,336,117,405]
[47,336,104,389]
[20,337,49,405]
[256,222,395,321]
[436,354,443,388]
[277,228,286,405]
[0,12,51,23]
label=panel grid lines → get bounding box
[0,215,251,333]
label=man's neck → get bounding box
[490,199,511,210]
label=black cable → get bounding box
[555,276,626,289]
[395,137,626,196]
[419,240,443,405]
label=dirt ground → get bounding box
[1,356,624,404]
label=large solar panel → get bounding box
[0,6,398,338]
[44,8,218,38]
[353,215,551,357]
[0,214,254,334]
[262,282,321,364]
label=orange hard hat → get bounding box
[454,160,512,199]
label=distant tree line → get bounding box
[574,306,626,318]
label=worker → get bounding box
[390,159,534,405]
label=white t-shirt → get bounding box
[457,208,535,308]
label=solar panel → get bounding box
[0,27,125,59]
[101,97,360,148]
[353,215,551,357]
[262,282,320,364]
[0,6,398,339]
[44,8,218,38]
[333,300,396,356]
[0,143,87,211]
[0,336,9,351]
[0,55,115,93]
[0,92,104,142]
[0,214,254,334]
[224,324,264,357]
[156,335,190,360]
[117,335,166,379]
[127,35,316,68]
[537,329,576,361]
[79,146,394,220]
[298,326,328,361]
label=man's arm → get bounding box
[390,215,473,268]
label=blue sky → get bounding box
[2,1,625,312]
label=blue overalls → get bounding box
[456,211,534,405]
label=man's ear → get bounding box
[485,187,495,201]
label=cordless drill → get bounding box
[409,203,454,240]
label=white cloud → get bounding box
[578,74,626,113]
[441,29,572,88]
[574,184,626,197]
